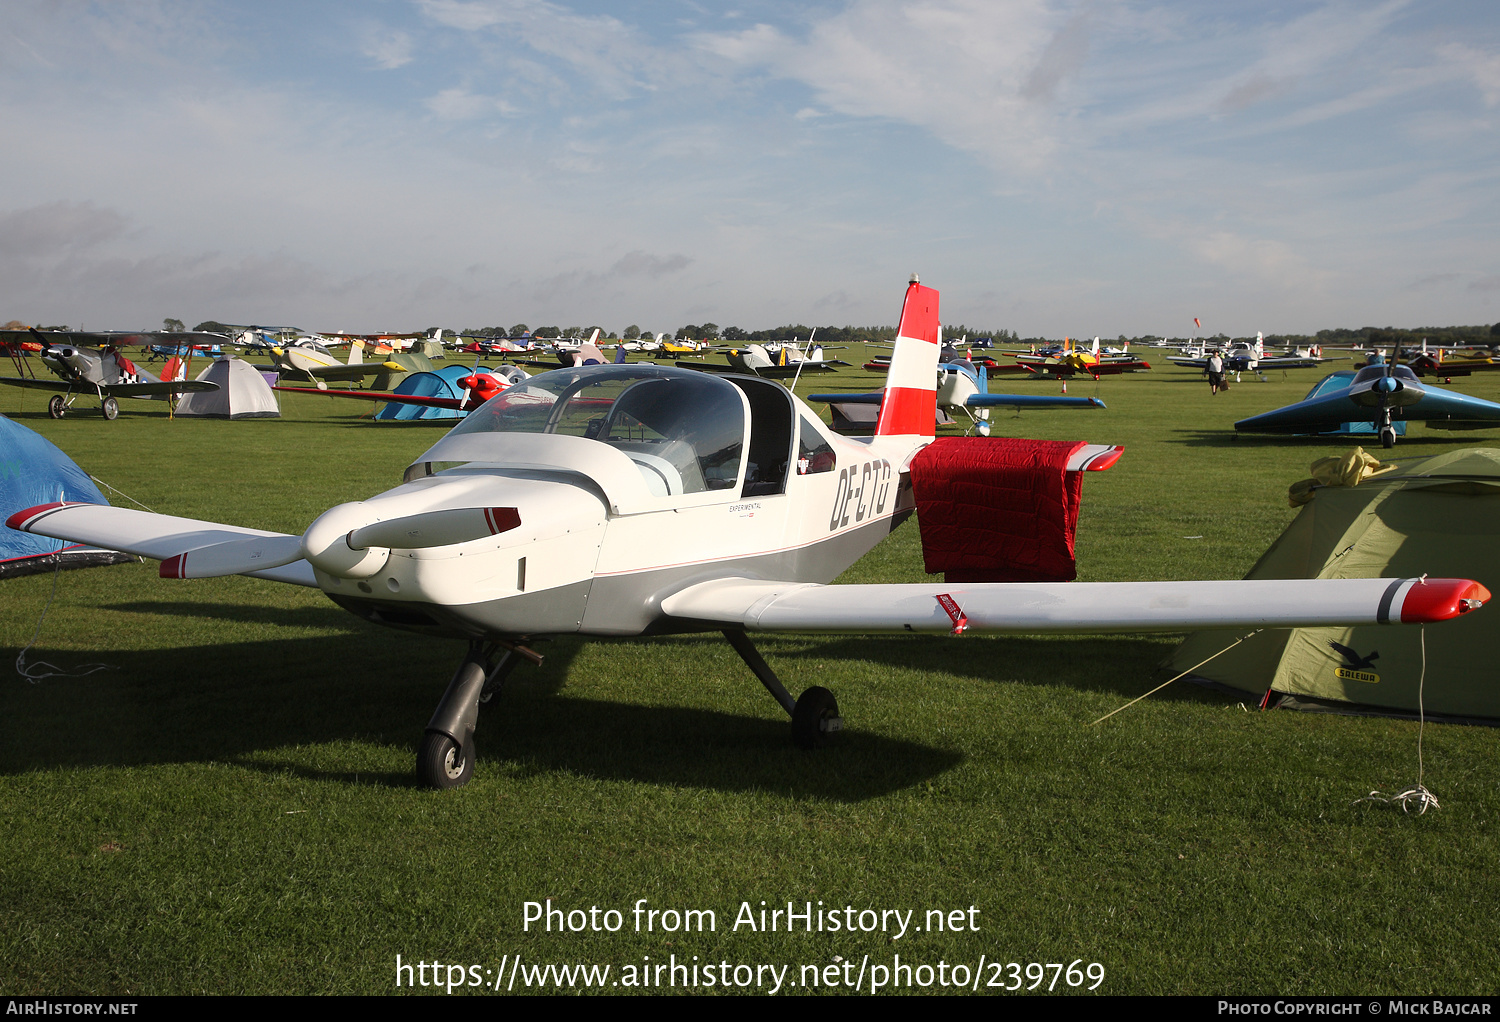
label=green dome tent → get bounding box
[1165,447,1500,722]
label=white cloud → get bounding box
[1439,42,1500,107]
[426,87,515,120]
[360,25,415,69]
[694,1,1066,171]
[416,0,660,100]
[3,1,1500,336]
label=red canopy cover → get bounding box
[909,437,1087,583]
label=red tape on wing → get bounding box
[935,593,968,635]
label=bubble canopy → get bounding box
[446,365,748,494]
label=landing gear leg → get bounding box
[723,629,843,750]
[418,641,490,789]
[417,640,540,789]
[1377,407,1396,450]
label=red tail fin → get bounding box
[875,276,940,436]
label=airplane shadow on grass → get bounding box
[3,594,1208,797]
[0,621,974,800]
[741,632,1199,702]
[101,600,376,629]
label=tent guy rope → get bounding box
[1089,628,1263,726]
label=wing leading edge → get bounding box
[660,577,1487,632]
[7,503,317,587]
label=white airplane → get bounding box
[6,277,1488,789]
[1169,333,1339,379]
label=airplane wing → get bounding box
[1402,387,1500,428]
[1407,356,1500,377]
[659,577,1487,632]
[273,386,466,410]
[807,391,881,403]
[301,362,407,382]
[1234,390,1372,433]
[966,394,1106,409]
[744,363,844,378]
[1236,384,1500,434]
[0,329,230,348]
[805,391,1107,410]
[1167,356,1210,369]
[1254,356,1337,370]
[104,380,220,397]
[7,503,317,587]
[0,376,79,393]
[0,377,219,396]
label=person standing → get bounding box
[1207,351,1225,395]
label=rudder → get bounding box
[875,275,940,436]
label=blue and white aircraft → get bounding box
[1235,355,1500,448]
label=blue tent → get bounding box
[375,365,495,421]
[0,415,133,577]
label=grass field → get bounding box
[3,349,1499,996]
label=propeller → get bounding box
[457,347,483,409]
[161,505,522,580]
[160,534,302,579]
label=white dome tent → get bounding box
[173,357,280,419]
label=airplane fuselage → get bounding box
[311,367,919,641]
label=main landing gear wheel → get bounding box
[48,395,65,419]
[417,729,474,789]
[101,397,119,421]
[791,686,842,750]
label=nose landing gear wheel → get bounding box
[48,395,66,419]
[417,729,474,789]
[1379,426,1396,449]
[791,686,842,750]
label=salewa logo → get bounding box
[1329,641,1380,684]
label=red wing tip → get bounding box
[160,554,186,579]
[1084,446,1124,471]
[5,501,74,531]
[1400,579,1490,623]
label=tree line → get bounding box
[144,319,1500,347]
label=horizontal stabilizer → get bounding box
[660,577,1488,632]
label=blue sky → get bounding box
[3,0,1498,337]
